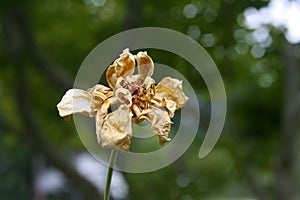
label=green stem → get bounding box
[104,150,117,200]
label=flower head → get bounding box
[57,49,188,151]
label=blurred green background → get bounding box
[1,0,300,199]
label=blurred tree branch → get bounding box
[2,9,72,89]
[2,9,105,199]
[14,76,102,199]
[126,0,142,28]
[274,43,300,200]
[246,170,268,200]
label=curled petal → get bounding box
[162,98,177,118]
[135,51,154,78]
[139,107,172,145]
[143,76,155,85]
[57,89,95,118]
[115,88,132,106]
[96,105,132,151]
[140,76,155,97]
[96,97,118,129]
[88,84,113,111]
[124,74,143,86]
[106,49,135,88]
[155,77,189,109]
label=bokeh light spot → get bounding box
[183,4,198,19]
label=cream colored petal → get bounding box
[140,76,155,98]
[125,74,144,86]
[106,66,118,89]
[89,84,113,111]
[155,77,189,109]
[114,75,144,94]
[135,51,154,78]
[143,76,155,85]
[115,76,129,90]
[139,107,172,145]
[96,104,132,151]
[95,99,111,144]
[115,88,132,106]
[96,97,118,130]
[106,49,135,88]
[162,98,177,118]
[57,89,95,118]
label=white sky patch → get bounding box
[34,153,128,199]
[244,0,300,43]
[74,153,128,199]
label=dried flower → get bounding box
[57,49,188,151]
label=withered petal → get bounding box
[139,107,172,145]
[115,87,132,106]
[162,98,177,118]
[135,51,154,78]
[155,77,189,110]
[96,104,132,151]
[57,89,95,118]
[143,76,155,85]
[96,97,118,129]
[106,49,135,88]
[124,74,143,86]
[89,84,113,111]
[140,76,156,98]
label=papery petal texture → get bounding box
[57,89,95,118]
[139,107,172,145]
[140,77,155,97]
[106,49,135,88]
[135,51,154,78]
[115,88,132,106]
[162,98,177,118]
[155,77,189,108]
[89,84,113,111]
[97,105,132,151]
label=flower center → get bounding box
[130,84,141,105]
[131,84,141,96]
